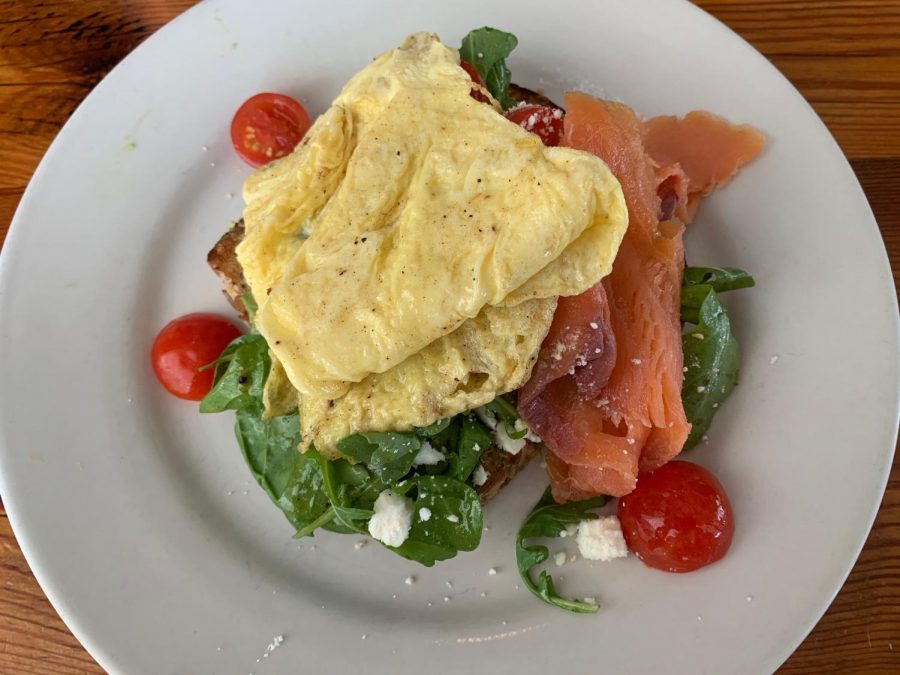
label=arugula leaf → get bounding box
[336,432,422,483]
[459,27,518,109]
[681,274,749,450]
[479,394,528,438]
[681,267,755,325]
[241,291,259,324]
[682,267,755,294]
[415,417,451,438]
[199,334,269,413]
[516,487,607,613]
[392,475,483,566]
[449,415,492,482]
[203,333,489,564]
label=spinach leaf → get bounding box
[392,475,483,566]
[199,334,269,414]
[681,282,741,449]
[459,27,518,109]
[516,487,607,613]
[336,432,422,483]
[449,414,492,482]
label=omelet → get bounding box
[239,32,628,455]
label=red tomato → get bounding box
[151,314,242,401]
[617,461,734,573]
[460,60,490,103]
[505,104,564,147]
[230,93,310,168]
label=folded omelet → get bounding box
[239,32,627,455]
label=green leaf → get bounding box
[479,393,529,438]
[449,414,492,482]
[681,285,740,449]
[459,27,518,109]
[415,417,452,438]
[241,291,259,324]
[516,487,607,613]
[391,475,483,566]
[199,334,269,413]
[682,267,755,293]
[336,432,422,483]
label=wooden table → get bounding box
[0,1,897,672]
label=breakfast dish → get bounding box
[151,28,763,611]
[1,1,896,671]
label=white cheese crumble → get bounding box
[475,407,498,430]
[576,516,628,561]
[418,507,432,522]
[405,576,415,585]
[488,567,498,576]
[494,419,541,455]
[446,514,459,523]
[367,490,413,547]
[583,596,597,605]
[472,464,489,487]
[554,551,567,567]
[769,354,780,365]
[589,322,599,329]
[494,424,526,454]
[412,440,445,466]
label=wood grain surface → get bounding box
[0,1,898,672]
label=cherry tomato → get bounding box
[460,60,490,103]
[230,93,310,168]
[505,104,564,147]
[617,460,734,573]
[151,314,242,401]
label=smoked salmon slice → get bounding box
[519,94,764,502]
[520,93,689,501]
[643,111,765,223]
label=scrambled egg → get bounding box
[239,32,628,454]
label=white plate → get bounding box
[1,1,897,673]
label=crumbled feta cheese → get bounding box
[488,567,498,576]
[550,341,566,361]
[769,354,780,365]
[631,358,642,365]
[583,597,597,605]
[696,385,706,393]
[554,551,567,567]
[367,490,413,547]
[418,507,432,522]
[494,423,526,455]
[576,516,628,561]
[474,407,498,430]
[472,464,489,487]
[589,322,599,329]
[354,540,366,550]
[412,440,444,466]
[405,576,415,585]
[446,514,459,523]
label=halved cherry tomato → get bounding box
[230,93,310,168]
[617,460,734,573]
[505,104,564,146]
[460,60,490,103]
[151,314,242,401]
